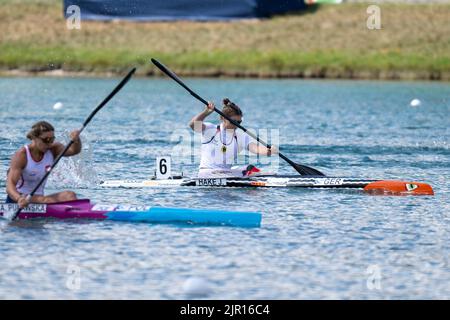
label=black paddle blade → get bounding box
[151,58,209,105]
[83,67,136,127]
[151,58,179,83]
[280,153,326,176]
[292,163,326,176]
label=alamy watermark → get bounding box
[367,5,381,30]
[66,5,81,30]
[66,265,81,291]
[366,264,382,290]
[169,123,281,172]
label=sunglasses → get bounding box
[230,119,242,125]
[39,136,55,144]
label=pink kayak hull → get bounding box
[0,199,262,227]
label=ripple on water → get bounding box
[0,78,449,299]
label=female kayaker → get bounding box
[6,121,82,208]
[189,98,278,178]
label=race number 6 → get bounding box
[156,156,171,180]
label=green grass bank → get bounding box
[0,0,449,80]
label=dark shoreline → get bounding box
[1,68,449,81]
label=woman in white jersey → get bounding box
[189,98,278,178]
[6,121,82,208]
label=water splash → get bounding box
[47,131,100,189]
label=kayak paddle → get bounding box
[9,67,137,221]
[151,58,325,176]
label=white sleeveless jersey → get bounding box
[199,122,253,171]
[16,145,54,196]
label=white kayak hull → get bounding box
[99,175,377,189]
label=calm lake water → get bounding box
[0,76,449,299]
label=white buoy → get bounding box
[182,277,213,297]
[53,102,64,110]
[410,99,421,107]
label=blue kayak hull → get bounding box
[106,206,262,228]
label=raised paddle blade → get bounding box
[83,67,136,127]
[151,58,209,105]
[364,180,434,196]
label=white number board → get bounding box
[156,156,171,180]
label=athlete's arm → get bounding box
[6,148,27,203]
[189,102,215,132]
[248,143,279,156]
[6,149,54,207]
[52,130,82,157]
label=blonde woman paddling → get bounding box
[6,121,82,208]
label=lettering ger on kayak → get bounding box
[315,178,344,186]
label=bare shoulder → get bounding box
[11,147,27,168]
